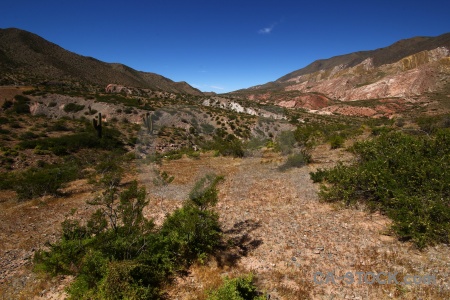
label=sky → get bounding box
[2,0,450,93]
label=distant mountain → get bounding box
[232,32,450,116]
[277,33,450,82]
[0,28,202,95]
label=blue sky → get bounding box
[2,0,450,93]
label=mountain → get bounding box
[232,32,450,116]
[277,33,450,82]
[0,28,202,95]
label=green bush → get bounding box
[11,95,31,114]
[1,100,13,110]
[19,131,40,140]
[201,123,215,134]
[207,274,265,300]
[34,175,224,298]
[275,130,297,155]
[311,130,450,248]
[328,135,345,149]
[12,161,81,200]
[64,103,85,113]
[278,151,311,171]
[202,133,244,157]
[19,128,123,155]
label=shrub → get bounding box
[64,103,85,113]
[199,123,213,134]
[202,134,244,157]
[11,95,31,114]
[13,161,81,200]
[19,131,40,140]
[311,130,450,248]
[35,175,224,298]
[152,169,175,186]
[278,151,311,171]
[328,135,345,149]
[275,130,297,155]
[1,100,13,110]
[207,274,265,300]
[19,129,124,155]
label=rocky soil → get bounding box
[1,147,449,299]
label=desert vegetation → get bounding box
[1,84,450,299]
[311,123,450,248]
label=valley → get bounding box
[0,28,450,299]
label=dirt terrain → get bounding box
[1,144,449,299]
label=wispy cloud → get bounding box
[210,85,224,90]
[258,23,276,34]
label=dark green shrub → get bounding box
[371,126,392,136]
[275,131,297,155]
[35,175,224,298]
[244,137,268,151]
[19,131,40,140]
[11,95,30,114]
[207,274,265,300]
[329,135,345,149]
[152,169,174,186]
[47,121,70,132]
[278,151,311,171]
[13,161,80,200]
[309,168,328,183]
[202,134,244,157]
[64,103,85,113]
[311,130,450,248]
[201,123,215,134]
[0,128,11,134]
[161,174,223,263]
[2,100,13,110]
[97,260,160,300]
[19,128,123,156]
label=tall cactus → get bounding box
[93,112,102,138]
[143,112,153,134]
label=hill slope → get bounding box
[0,28,202,95]
[232,32,450,116]
[277,33,450,82]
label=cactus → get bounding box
[93,112,102,138]
[143,112,153,134]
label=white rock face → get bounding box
[202,97,286,119]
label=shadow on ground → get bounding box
[214,219,263,268]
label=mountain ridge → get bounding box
[0,28,203,95]
[276,32,450,83]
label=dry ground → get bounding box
[0,146,449,299]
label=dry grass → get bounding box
[1,149,449,299]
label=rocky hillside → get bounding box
[0,28,202,95]
[232,32,450,117]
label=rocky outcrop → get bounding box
[285,48,450,101]
[105,84,132,94]
[278,94,329,110]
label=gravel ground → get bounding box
[1,149,449,299]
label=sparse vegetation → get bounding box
[34,174,223,299]
[0,64,449,299]
[1,159,81,200]
[207,274,265,300]
[278,151,311,171]
[311,129,450,248]
[63,102,85,113]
